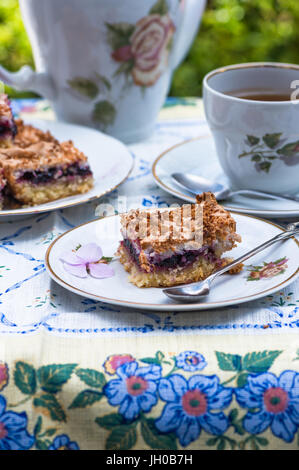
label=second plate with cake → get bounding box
[0,119,133,219]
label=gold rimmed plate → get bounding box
[0,120,133,221]
[45,213,299,312]
[152,136,299,219]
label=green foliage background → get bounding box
[0,0,299,97]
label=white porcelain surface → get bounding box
[0,0,206,143]
[46,213,299,312]
[203,62,299,195]
[0,119,133,220]
[153,136,299,218]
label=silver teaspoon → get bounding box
[172,172,299,203]
[163,222,299,303]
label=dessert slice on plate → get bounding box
[117,192,241,287]
[0,168,7,210]
[0,94,17,147]
[0,140,93,205]
[14,119,59,148]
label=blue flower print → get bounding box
[49,434,79,450]
[155,374,232,447]
[175,351,207,372]
[0,395,34,450]
[104,361,161,421]
[235,371,299,443]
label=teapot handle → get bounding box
[0,64,55,100]
[170,0,206,71]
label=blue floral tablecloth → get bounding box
[0,98,298,451]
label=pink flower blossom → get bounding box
[103,354,135,375]
[130,14,175,86]
[60,243,114,279]
[112,45,133,62]
[0,363,8,391]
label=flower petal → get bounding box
[287,402,299,425]
[271,412,297,443]
[155,403,183,433]
[76,243,103,263]
[104,378,127,406]
[199,411,229,435]
[177,415,200,447]
[189,374,218,397]
[7,429,34,450]
[63,262,88,278]
[139,390,158,413]
[235,385,263,409]
[60,251,82,265]
[119,395,139,421]
[247,373,278,396]
[158,375,188,402]
[88,262,114,279]
[117,361,138,379]
[0,395,6,416]
[208,387,233,410]
[2,411,28,432]
[243,410,272,435]
[278,370,298,394]
[136,364,161,381]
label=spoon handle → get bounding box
[230,189,299,203]
[208,223,299,284]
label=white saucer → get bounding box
[152,136,299,219]
[0,120,133,220]
[45,213,299,312]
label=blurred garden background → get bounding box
[0,0,299,97]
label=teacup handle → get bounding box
[170,0,206,71]
[0,64,55,100]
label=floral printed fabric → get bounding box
[1,98,298,451]
[0,340,299,450]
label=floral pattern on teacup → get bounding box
[246,257,289,281]
[239,133,299,173]
[106,0,175,88]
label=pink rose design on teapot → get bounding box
[108,5,175,87]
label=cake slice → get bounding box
[117,192,241,288]
[0,94,17,147]
[0,168,7,210]
[14,119,59,148]
[0,140,93,205]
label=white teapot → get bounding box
[0,0,206,143]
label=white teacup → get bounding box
[203,62,299,195]
[0,0,206,143]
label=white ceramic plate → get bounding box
[152,136,299,219]
[0,119,133,220]
[45,213,299,311]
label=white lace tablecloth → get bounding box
[1,99,299,452]
[1,98,298,338]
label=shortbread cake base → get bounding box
[12,177,94,205]
[0,138,13,149]
[118,245,225,288]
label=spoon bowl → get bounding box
[171,172,299,203]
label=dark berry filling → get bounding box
[16,162,92,185]
[123,239,141,265]
[122,239,217,272]
[0,119,17,139]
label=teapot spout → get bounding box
[0,65,55,100]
